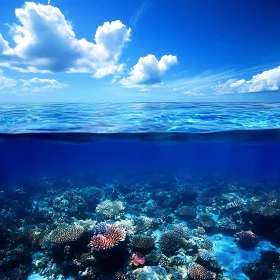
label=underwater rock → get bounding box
[176,206,197,220]
[242,261,275,280]
[133,266,168,280]
[241,203,280,240]
[0,268,26,280]
[144,250,161,266]
[79,186,105,207]
[197,214,216,233]
[261,250,280,266]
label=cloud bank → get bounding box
[0,2,131,77]
[214,66,280,94]
[0,70,68,94]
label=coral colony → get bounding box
[0,176,280,279]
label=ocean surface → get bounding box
[0,103,280,280]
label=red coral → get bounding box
[89,224,126,250]
[131,252,145,266]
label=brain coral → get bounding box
[158,230,182,254]
[132,235,155,249]
[50,224,84,243]
[188,263,216,280]
[234,231,259,249]
[96,200,125,219]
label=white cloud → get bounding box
[0,70,17,91]
[184,90,205,96]
[0,35,9,53]
[0,2,131,77]
[94,63,126,79]
[214,66,280,94]
[20,77,68,93]
[120,54,177,88]
[0,70,67,94]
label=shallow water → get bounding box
[0,103,280,280]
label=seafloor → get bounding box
[1,172,280,280]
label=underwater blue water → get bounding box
[1,103,280,184]
[1,102,280,280]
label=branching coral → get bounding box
[218,217,238,232]
[89,224,126,250]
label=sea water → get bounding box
[0,103,280,280]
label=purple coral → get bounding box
[234,231,259,249]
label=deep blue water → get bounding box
[1,102,280,184]
[1,137,280,185]
[1,103,280,280]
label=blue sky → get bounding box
[0,0,280,102]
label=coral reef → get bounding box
[1,174,279,279]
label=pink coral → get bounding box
[89,224,126,250]
[131,252,145,266]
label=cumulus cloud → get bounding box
[214,66,280,94]
[0,70,67,94]
[120,54,177,88]
[0,2,131,76]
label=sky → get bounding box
[0,0,280,102]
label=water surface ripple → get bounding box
[0,103,280,133]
